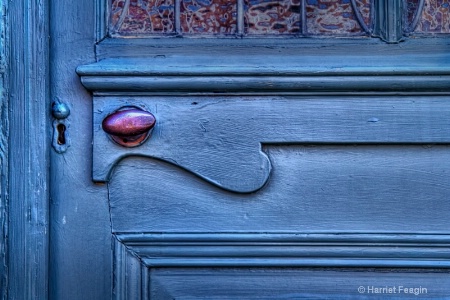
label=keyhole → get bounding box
[57,124,66,145]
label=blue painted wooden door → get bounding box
[49,0,450,299]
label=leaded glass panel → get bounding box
[306,0,364,35]
[109,0,450,37]
[414,0,450,33]
[111,0,175,34]
[244,0,301,35]
[180,0,237,34]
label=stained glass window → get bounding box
[412,0,450,33]
[109,0,450,37]
[244,0,301,34]
[181,0,237,34]
[111,0,175,34]
[305,0,364,35]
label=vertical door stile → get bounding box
[7,0,51,299]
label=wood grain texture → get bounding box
[81,75,450,95]
[94,96,450,192]
[79,43,450,94]
[0,103,6,300]
[113,233,450,298]
[93,36,450,62]
[81,3,450,299]
[7,0,50,298]
[149,268,450,299]
[49,0,113,298]
[0,0,7,297]
[113,236,150,300]
[109,145,450,233]
[116,233,450,268]
[78,50,450,76]
[109,146,450,296]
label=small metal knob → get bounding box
[52,102,70,119]
[102,108,156,147]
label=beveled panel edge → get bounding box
[113,237,150,300]
[113,233,450,298]
[116,233,450,268]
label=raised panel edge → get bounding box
[117,233,450,269]
[113,236,150,300]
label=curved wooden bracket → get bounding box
[93,98,272,193]
[92,95,450,193]
[78,56,450,193]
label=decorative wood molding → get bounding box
[7,0,50,298]
[113,232,450,298]
[81,75,450,95]
[96,0,108,42]
[373,0,404,43]
[113,237,150,300]
[116,232,450,267]
[77,50,450,193]
[78,54,450,95]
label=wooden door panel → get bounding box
[103,94,450,298]
[148,268,450,299]
[114,234,450,298]
[99,95,450,234]
[78,83,450,298]
[92,96,450,193]
[31,0,450,297]
[69,41,450,295]
[110,145,450,233]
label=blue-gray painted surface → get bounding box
[90,96,450,193]
[49,0,113,299]
[148,268,450,299]
[3,0,450,298]
[78,4,450,296]
[373,0,404,43]
[0,0,7,297]
[110,148,450,233]
[86,35,450,298]
[7,0,50,299]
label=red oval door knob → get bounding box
[102,108,156,147]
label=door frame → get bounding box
[5,0,51,299]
